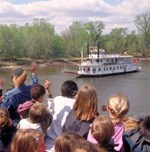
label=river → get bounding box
[0,60,149,116]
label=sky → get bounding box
[0,0,149,34]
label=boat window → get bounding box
[93,68,96,73]
[110,67,112,70]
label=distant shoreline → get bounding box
[0,60,76,70]
[0,57,150,70]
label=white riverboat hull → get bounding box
[77,49,141,77]
[78,66,140,77]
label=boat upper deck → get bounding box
[89,54,133,59]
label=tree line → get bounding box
[0,13,150,61]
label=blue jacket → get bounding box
[123,128,150,152]
[0,74,38,125]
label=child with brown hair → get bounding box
[55,131,103,152]
[18,80,53,119]
[0,108,17,149]
[18,102,52,135]
[62,84,98,139]
[102,92,130,151]
[88,115,116,152]
[11,129,46,152]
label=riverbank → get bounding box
[0,56,150,70]
[0,59,78,70]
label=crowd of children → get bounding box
[0,62,149,152]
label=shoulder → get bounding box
[4,87,19,97]
[53,96,75,105]
[65,109,76,120]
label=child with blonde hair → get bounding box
[103,92,130,151]
[18,102,52,135]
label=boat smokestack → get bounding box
[87,42,89,56]
[97,42,100,58]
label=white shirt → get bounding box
[18,118,42,132]
[46,96,75,151]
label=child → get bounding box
[18,80,53,118]
[62,84,98,139]
[0,108,17,149]
[102,93,130,151]
[55,131,102,152]
[18,102,52,135]
[10,129,46,152]
[88,115,116,152]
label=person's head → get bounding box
[29,102,49,124]
[91,115,114,147]
[12,68,27,87]
[55,131,101,152]
[61,80,78,98]
[55,131,82,152]
[140,115,150,141]
[11,129,45,152]
[31,84,46,102]
[106,93,130,123]
[73,84,98,121]
[0,108,12,133]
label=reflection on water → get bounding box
[0,60,150,116]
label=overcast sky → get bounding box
[0,0,149,34]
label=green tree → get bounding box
[62,21,88,57]
[0,24,21,61]
[135,13,150,56]
[106,28,128,53]
[51,35,65,57]
[23,18,55,59]
[84,21,105,45]
[126,30,141,55]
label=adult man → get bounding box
[0,62,38,126]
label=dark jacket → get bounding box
[62,109,94,139]
[123,128,150,152]
[1,124,17,148]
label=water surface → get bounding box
[0,60,149,116]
